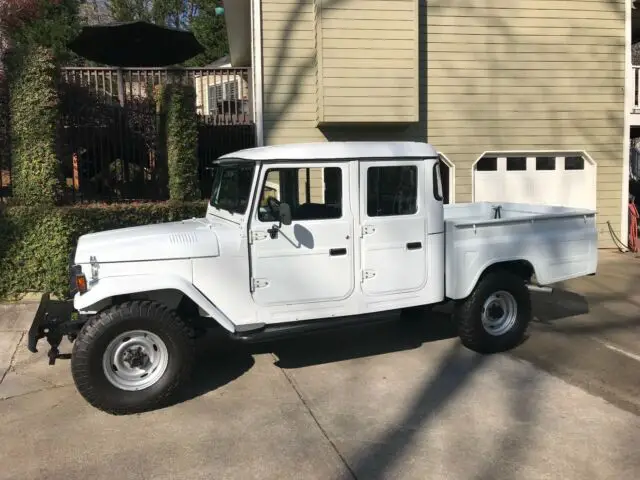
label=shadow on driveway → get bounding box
[170,285,593,410]
[170,308,458,408]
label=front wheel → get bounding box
[71,300,195,415]
[454,270,531,354]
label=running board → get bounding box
[230,311,400,343]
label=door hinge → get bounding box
[361,270,376,282]
[251,278,269,292]
[249,230,268,244]
[361,225,376,237]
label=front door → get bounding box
[360,160,428,296]
[249,162,355,306]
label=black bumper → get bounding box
[27,293,83,364]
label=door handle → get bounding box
[329,248,347,256]
[406,242,422,250]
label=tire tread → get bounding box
[455,270,531,354]
[71,300,195,415]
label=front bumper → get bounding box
[27,293,84,365]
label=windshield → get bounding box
[209,162,256,215]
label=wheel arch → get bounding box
[452,258,537,300]
[73,275,236,333]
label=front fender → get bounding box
[74,274,237,333]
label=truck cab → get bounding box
[27,141,598,415]
[199,141,446,327]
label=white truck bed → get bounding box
[443,202,598,299]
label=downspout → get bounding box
[622,0,632,248]
[251,0,264,147]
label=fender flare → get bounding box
[453,257,540,300]
[73,274,237,333]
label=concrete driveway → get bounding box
[1,251,639,479]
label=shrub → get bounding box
[9,45,61,205]
[157,83,200,201]
[0,201,207,300]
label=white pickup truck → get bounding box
[28,141,598,415]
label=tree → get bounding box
[184,0,228,66]
[9,0,83,66]
[0,0,55,83]
[0,0,60,173]
[79,0,113,25]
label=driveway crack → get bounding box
[1,332,25,385]
[272,354,357,480]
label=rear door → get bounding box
[359,160,428,296]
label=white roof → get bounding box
[218,141,439,161]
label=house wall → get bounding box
[260,0,626,247]
[425,0,625,249]
[314,0,419,123]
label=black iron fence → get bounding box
[60,67,252,125]
[1,67,256,203]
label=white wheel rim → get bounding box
[102,330,169,391]
[481,291,518,336]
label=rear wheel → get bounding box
[71,300,195,415]
[454,270,531,354]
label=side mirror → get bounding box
[279,202,292,226]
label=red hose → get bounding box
[629,201,639,253]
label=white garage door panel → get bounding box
[473,155,596,210]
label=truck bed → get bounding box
[443,202,598,300]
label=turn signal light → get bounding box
[75,274,87,294]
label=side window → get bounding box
[258,166,342,222]
[367,165,418,217]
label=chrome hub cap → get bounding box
[481,291,518,336]
[102,330,169,391]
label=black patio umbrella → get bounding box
[67,21,205,67]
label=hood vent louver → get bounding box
[169,233,198,245]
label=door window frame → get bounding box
[251,161,349,224]
[361,159,425,220]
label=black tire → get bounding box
[71,300,195,415]
[454,270,531,354]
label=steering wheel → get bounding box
[267,196,281,217]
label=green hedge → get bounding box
[9,46,61,206]
[156,83,201,201]
[0,201,207,300]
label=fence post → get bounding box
[247,67,254,125]
[117,68,125,106]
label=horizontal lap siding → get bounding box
[315,0,419,123]
[262,0,325,144]
[426,0,626,248]
[261,0,626,248]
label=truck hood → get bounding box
[74,218,222,264]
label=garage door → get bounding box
[473,153,596,210]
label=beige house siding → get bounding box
[262,0,323,144]
[314,0,419,123]
[425,0,625,248]
[261,0,425,144]
[260,0,626,247]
